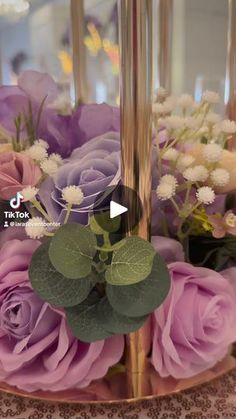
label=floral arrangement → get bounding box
[0,71,235,397]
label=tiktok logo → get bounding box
[10,192,24,209]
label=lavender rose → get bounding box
[152,262,236,378]
[151,236,185,263]
[0,237,124,392]
[71,103,120,145]
[39,132,120,225]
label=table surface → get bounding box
[0,367,235,419]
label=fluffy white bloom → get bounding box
[21,186,39,202]
[152,103,165,114]
[26,144,48,162]
[202,90,220,104]
[34,139,49,149]
[40,159,58,176]
[184,116,200,130]
[210,168,230,187]
[156,182,176,201]
[49,153,63,166]
[198,126,209,135]
[176,154,195,171]
[62,186,84,205]
[220,119,236,134]
[196,186,215,205]
[155,87,166,98]
[163,96,177,113]
[194,165,209,182]
[183,165,208,182]
[177,94,194,108]
[159,174,178,188]
[25,217,46,239]
[206,112,221,124]
[203,143,223,162]
[162,115,184,130]
[162,148,179,161]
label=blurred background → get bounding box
[0,0,229,110]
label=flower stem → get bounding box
[31,200,53,223]
[64,203,72,224]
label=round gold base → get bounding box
[0,356,235,405]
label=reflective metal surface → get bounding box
[70,0,88,102]
[118,0,153,399]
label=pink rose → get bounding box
[152,262,236,378]
[0,237,124,392]
[0,151,41,200]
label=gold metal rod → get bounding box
[118,0,153,398]
[158,0,173,91]
[70,0,88,103]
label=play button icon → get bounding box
[110,201,128,219]
[92,185,143,234]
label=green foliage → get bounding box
[29,240,92,307]
[106,253,170,317]
[65,292,147,342]
[29,221,170,343]
[106,236,155,286]
[49,224,97,279]
[90,213,121,234]
[65,292,111,342]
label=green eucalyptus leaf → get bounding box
[90,212,121,234]
[106,236,155,286]
[65,291,111,342]
[29,240,92,307]
[49,224,97,279]
[106,253,170,317]
[97,297,147,334]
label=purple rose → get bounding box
[152,262,236,379]
[71,103,120,145]
[0,237,124,392]
[39,132,120,225]
[0,71,75,157]
[151,236,185,263]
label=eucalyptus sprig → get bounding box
[29,216,170,342]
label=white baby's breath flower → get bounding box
[162,115,184,130]
[198,126,209,135]
[202,90,220,104]
[156,87,167,99]
[152,103,165,114]
[177,94,194,109]
[212,123,222,137]
[162,148,179,161]
[21,186,38,202]
[184,116,200,130]
[194,165,209,182]
[159,174,178,188]
[40,159,58,176]
[220,119,236,134]
[206,112,221,124]
[203,143,223,162]
[176,154,195,171]
[62,186,84,205]
[26,144,48,162]
[34,139,49,149]
[183,165,208,182]
[25,217,46,239]
[156,182,176,201]
[49,153,63,166]
[196,186,215,205]
[210,168,230,187]
[163,96,177,113]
